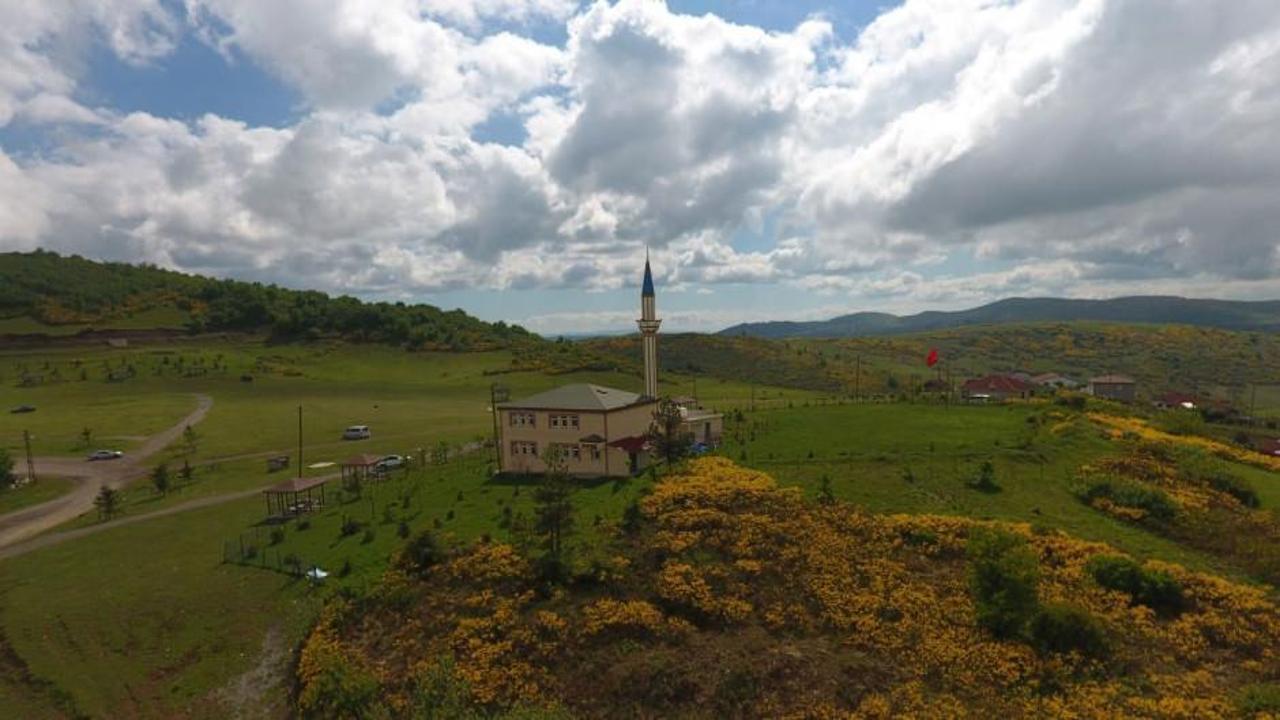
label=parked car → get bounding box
[9,405,35,414]
[376,454,405,472]
[342,425,371,440]
[88,450,124,461]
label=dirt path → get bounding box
[0,394,214,550]
[0,474,332,561]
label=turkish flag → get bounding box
[926,348,939,368]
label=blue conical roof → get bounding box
[642,258,655,297]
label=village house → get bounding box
[495,383,657,477]
[961,374,1035,402]
[1087,374,1137,403]
[1031,372,1079,390]
[1153,391,1198,411]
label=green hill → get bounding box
[720,296,1280,338]
[0,250,532,351]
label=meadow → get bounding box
[1,338,1278,717]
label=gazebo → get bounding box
[263,475,328,519]
[340,454,383,486]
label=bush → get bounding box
[269,527,285,546]
[1154,409,1205,436]
[340,517,362,537]
[1076,477,1177,522]
[1028,602,1109,658]
[361,528,375,544]
[1205,471,1260,508]
[1237,682,1280,715]
[1086,555,1186,616]
[397,530,441,577]
[397,521,410,539]
[967,528,1040,638]
[966,461,1001,493]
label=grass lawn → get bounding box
[0,477,76,516]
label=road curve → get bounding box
[0,394,214,550]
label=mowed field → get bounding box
[1,339,1277,717]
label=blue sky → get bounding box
[2,1,1278,334]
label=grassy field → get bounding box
[0,478,75,516]
[1,338,1276,718]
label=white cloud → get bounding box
[2,0,1280,321]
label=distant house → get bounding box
[1153,392,1198,411]
[1087,375,1136,403]
[1031,372,1079,390]
[962,375,1034,402]
[1255,439,1280,457]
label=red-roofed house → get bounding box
[961,375,1035,402]
[1153,392,1199,411]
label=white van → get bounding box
[342,425,371,440]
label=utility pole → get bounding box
[750,383,756,412]
[297,405,303,479]
[692,375,698,405]
[1250,383,1258,424]
[23,430,36,484]
[489,384,508,472]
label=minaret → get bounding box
[637,252,661,399]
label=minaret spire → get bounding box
[637,249,660,399]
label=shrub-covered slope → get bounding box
[297,458,1280,718]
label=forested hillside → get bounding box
[588,323,1280,409]
[0,250,532,350]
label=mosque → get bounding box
[495,257,723,477]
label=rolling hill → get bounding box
[718,296,1280,338]
[0,250,533,351]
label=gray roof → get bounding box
[499,383,649,411]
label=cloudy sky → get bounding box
[2,1,1279,334]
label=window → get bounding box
[590,445,601,461]
[549,414,580,430]
[509,412,536,427]
[570,445,581,461]
[511,441,537,456]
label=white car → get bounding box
[342,425,371,440]
[88,450,124,461]
[376,455,404,472]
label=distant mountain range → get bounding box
[718,297,1280,338]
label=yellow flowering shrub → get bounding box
[297,457,1280,719]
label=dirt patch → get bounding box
[206,627,290,720]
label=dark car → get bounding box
[9,405,36,414]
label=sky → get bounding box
[1,1,1279,335]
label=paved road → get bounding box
[0,394,214,550]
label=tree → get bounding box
[967,528,1040,639]
[179,458,194,485]
[647,397,693,465]
[80,427,93,449]
[818,475,836,505]
[151,463,170,496]
[182,425,198,455]
[533,445,575,582]
[94,485,120,520]
[0,448,14,490]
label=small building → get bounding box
[679,406,723,446]
[1153,392,1198,411]
[263,475,328,519]
[496,384,658,477]
[1256,439,1280,457]
[340,454,384,485]
[1087,374,1136,403]
[1031,373,1079,390]
[961,375,1035,402]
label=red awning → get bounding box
[608,436,649,453]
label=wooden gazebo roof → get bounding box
[263,475,329,494]
[340,454,383,468]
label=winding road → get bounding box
[0,393,214,550]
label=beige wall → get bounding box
[497,401,656,477]
[681,414,723,444]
